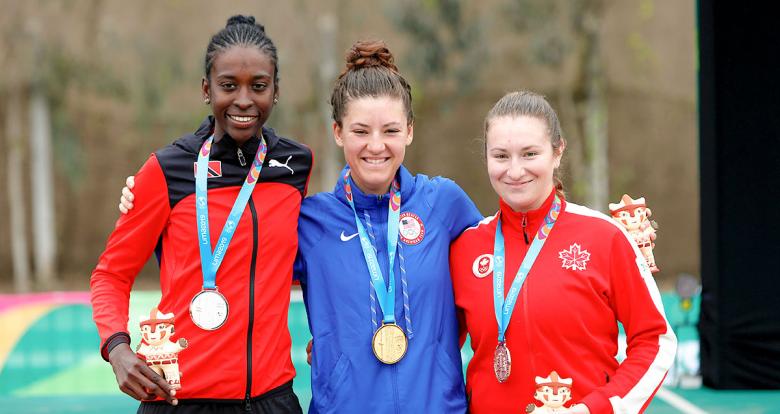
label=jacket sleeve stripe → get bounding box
[565,202,677,414]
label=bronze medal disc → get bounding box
[372,324,408,364]
[493,342,511,382]
[189,289,229,330]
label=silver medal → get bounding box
[189,289,229,330]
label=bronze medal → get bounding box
[493,341,511,382]
[372,323,408,364]
[189,289,229,330]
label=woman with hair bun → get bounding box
[294,40,481,413]
[92,15,310,413]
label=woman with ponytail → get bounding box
[449,91,676,413]
[92,15,310,413]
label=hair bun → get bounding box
[344,40,398,73]
[226,15,262,30]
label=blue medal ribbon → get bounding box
[196,135,267,290]
[343,170,402,325]
[493,195,561,342]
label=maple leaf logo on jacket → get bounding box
[558,243,591,271]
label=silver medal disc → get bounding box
[493,342,512,383]
[189,289,229,330]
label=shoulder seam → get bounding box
[463,212,499,232]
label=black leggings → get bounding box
[137,381,302,414]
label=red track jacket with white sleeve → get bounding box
[450,190,676,414]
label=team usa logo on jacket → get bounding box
[558,243,591,271]
[472,254,494,278]
[193,161,222,178]
[398,212,425,245]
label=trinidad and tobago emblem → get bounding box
[193,161,222,178]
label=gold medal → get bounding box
[371,323,407,364]
[493,341,511,382]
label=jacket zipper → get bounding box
[521,213,529,244]
[238,147,247,167]
[244,199,259,412]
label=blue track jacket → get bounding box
[296,165,483,413]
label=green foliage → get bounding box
[388,0,486,98]
[503,0,580,67]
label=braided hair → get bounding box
[204,15,279,86]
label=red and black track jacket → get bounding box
[90,117,313,402]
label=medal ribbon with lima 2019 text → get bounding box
[191,134,267,331]
[342,169,408,364]
[492,195,561,382]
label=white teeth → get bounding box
[229,115,255,123]
[364,158,388,164]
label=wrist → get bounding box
[102,331,131,361]
[108,342,132,363]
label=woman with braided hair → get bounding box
[92,15,311,413]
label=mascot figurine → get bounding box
[609,194,659,273]
[136,307,188,390]
[526,371,574,413]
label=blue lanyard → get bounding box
[343,170,401,324]
[493,195,561,342]
[196,135,267,290]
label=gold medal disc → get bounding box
[372,323,407,364]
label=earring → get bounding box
[273,97,279,104]
[204,97,210,104]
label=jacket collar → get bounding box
[334,164,416,210]
[498,189,563,242]
[193,116,280,155]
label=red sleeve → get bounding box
[90,154,171,361]
[580,230,677,413]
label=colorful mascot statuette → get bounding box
[526,371,574,413]
[609,194,659,273]
[136,307,188,390]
